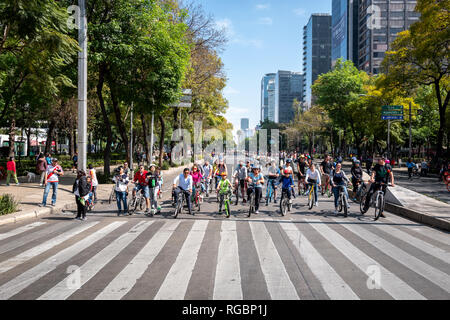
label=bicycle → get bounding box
[321,175,332,197]
[192,185,202,212]
[130,188,146,215]
[219,190,233,218]
[360,182,388,221]
[307,182,318,210]
[173,188,193,219]
[298,177,307,196]
[247,188,256,217]
[279,187,293,216]
[336,185,349,218]
[354,180,367,203]
[108,184,117,204]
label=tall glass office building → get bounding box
[302,14,332,109]
[260,73,276,122]
[274,71,304,124]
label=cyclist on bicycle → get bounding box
[331,163,350,215]
[362,157,395,216]
[246,165,265,214]
[280,169,295,204]
[305,163,321,207]
[173,168,193,216]
[216,172,233,215]
[147,164,161,215]
[351,160,363,200]
[214,160,227,189]
[320,155,333,196]
[191,164,204,198]
[132,165,151,214]
[202,160,213,194]
[297,155,307,195]
[233,161,248,203]
[267,161,280,204]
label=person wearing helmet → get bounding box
[267,161,280,204]
[216,171,232,215]
[191,164,204,201]
[214,159,228,189]
[233,161,248,204]
[297,155,307,195]
[283,159,294,176]
[280,168,295,205]
[351,160,363,199]
[246,165,264,214]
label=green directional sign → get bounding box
[382,105,404,121]
[382,105,403,111]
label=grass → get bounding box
[0,194,19,216]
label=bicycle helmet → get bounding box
[284,169,290,175]
[286,159,292,163]
[385,160,390,164]
[355,160,360,164]
[220,172,227,176]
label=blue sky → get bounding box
[195,0,332,134]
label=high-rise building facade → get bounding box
[303,14,332,109]
[274,71,304,124]
[358,0,420,74]
[240,118,249,131]
[267,79,276,121]
[260,73,276,122]
[331,0,359,67]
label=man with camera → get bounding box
[39,158,64,207]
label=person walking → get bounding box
[6,157,19,186]
[113,166,130,216]
[73,170,90,220]
[87,164,99,204]
[406,158,415,180]
[72,152,78,173]
[36,153,47,187]
[45,153,52,166]
[39,158,64,207]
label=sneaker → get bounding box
[51,203,56,207]
[16,183,20,186]
[75,217,81,220]
[274,200,277,204]
[380,212,386,218]
[39,184,42,187]
[314,202,318,207]
[117,210,122,216]
[82,217,87,221]
[38,203,45,207]
[289,199,293,204]
[6,184,9,186]
[145,208,149,214]
[334,210,339,215]
[255,210,259,214]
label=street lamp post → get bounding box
[77,0,88,172]
[409,100,412,159]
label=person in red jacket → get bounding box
[6,157,19,186]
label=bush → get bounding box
[96,172,115,184]
[0,194,19,216]
[162,161,170,170]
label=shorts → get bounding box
[134,184,150,198]
[239,179,246,188]
[321,173,330,183]
[297,172,305,180]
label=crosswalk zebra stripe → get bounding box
[249,221,299,300]
[37,221,153,300]
[279,221,359,300]
[0,221,99,274]
[305,219,426,300]
[337,220,450,293]
[213,221,243,300]
[0,221,125,300]
[372,224,450,264]
[95,220,181,300]
[0,222,47,241]
[154,220,209,300]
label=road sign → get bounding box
[382,116,404,120]
[382,110,404,116]
[382,105,403,111]
[171,89,193,108]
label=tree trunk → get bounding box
[97,65,113,176]
[45,120,56,154]
[69,129,74,157]
[159,115,165,168]
[108,80,129,163]
[141,114,150,165]
[26,127,31,157]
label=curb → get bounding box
[348,190,450,232]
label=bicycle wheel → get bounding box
[308,189,314,210]
[225,200,231,218]
[235,186,239,205]
[360,194,367,215]
[248,193,254,217]
[139,197,145,211]
[343,196,348,217]
[196,195,201,212]
[174,197,182,219]
[374,193,384,221]
[338,194,343,213]
[109,190,114,205]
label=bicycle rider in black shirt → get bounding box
[362,157,395,217]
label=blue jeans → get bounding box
[116,191,128,211]
[42,182,58,205]
[333,185,349,208]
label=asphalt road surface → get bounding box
[0,163,449,300]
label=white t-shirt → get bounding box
[89,169,98,187]
[46,165,62,183]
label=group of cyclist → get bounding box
[111,150,396,218]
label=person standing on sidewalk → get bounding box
[113,166,130,216]
[87,164,98,204]
[72,152,78,173]
[39,158,64,207]
[45,153,52,166]
[73,170,89,220]
[406,158,415,180]
[6,157,20,186]
[36,153,47,187]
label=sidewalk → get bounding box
[341,161,450,231]
[0,164,189,226]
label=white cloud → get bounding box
[216,18,263,48]
[256,4,270,10]
[258,17,273,25]
[224,87,240,95]
[215,18,235,37]
[293,8,306,16]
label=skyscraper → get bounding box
[331,0,359,67]
[274,71,304,124]
[240,118,249,131]
[357,0,420,74]
[260,73,276,122]
[303,14,332,109]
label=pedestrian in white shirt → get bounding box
[39,158,64,207]
[113,166,130,216]
[88,164,99,204]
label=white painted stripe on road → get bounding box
[95,220,181,300]
[154,220,209,300]
[279,221,359,300]
[38,221,153,300]
[213,221,243,300]
[337,220,450,293]
[373,224,450,264]
[0,222,47,241]
[0,221,124,300]
[249,221,299,300]
[306,219,426,300]
[0,221,99,274]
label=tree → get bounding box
[382,0,450,158]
